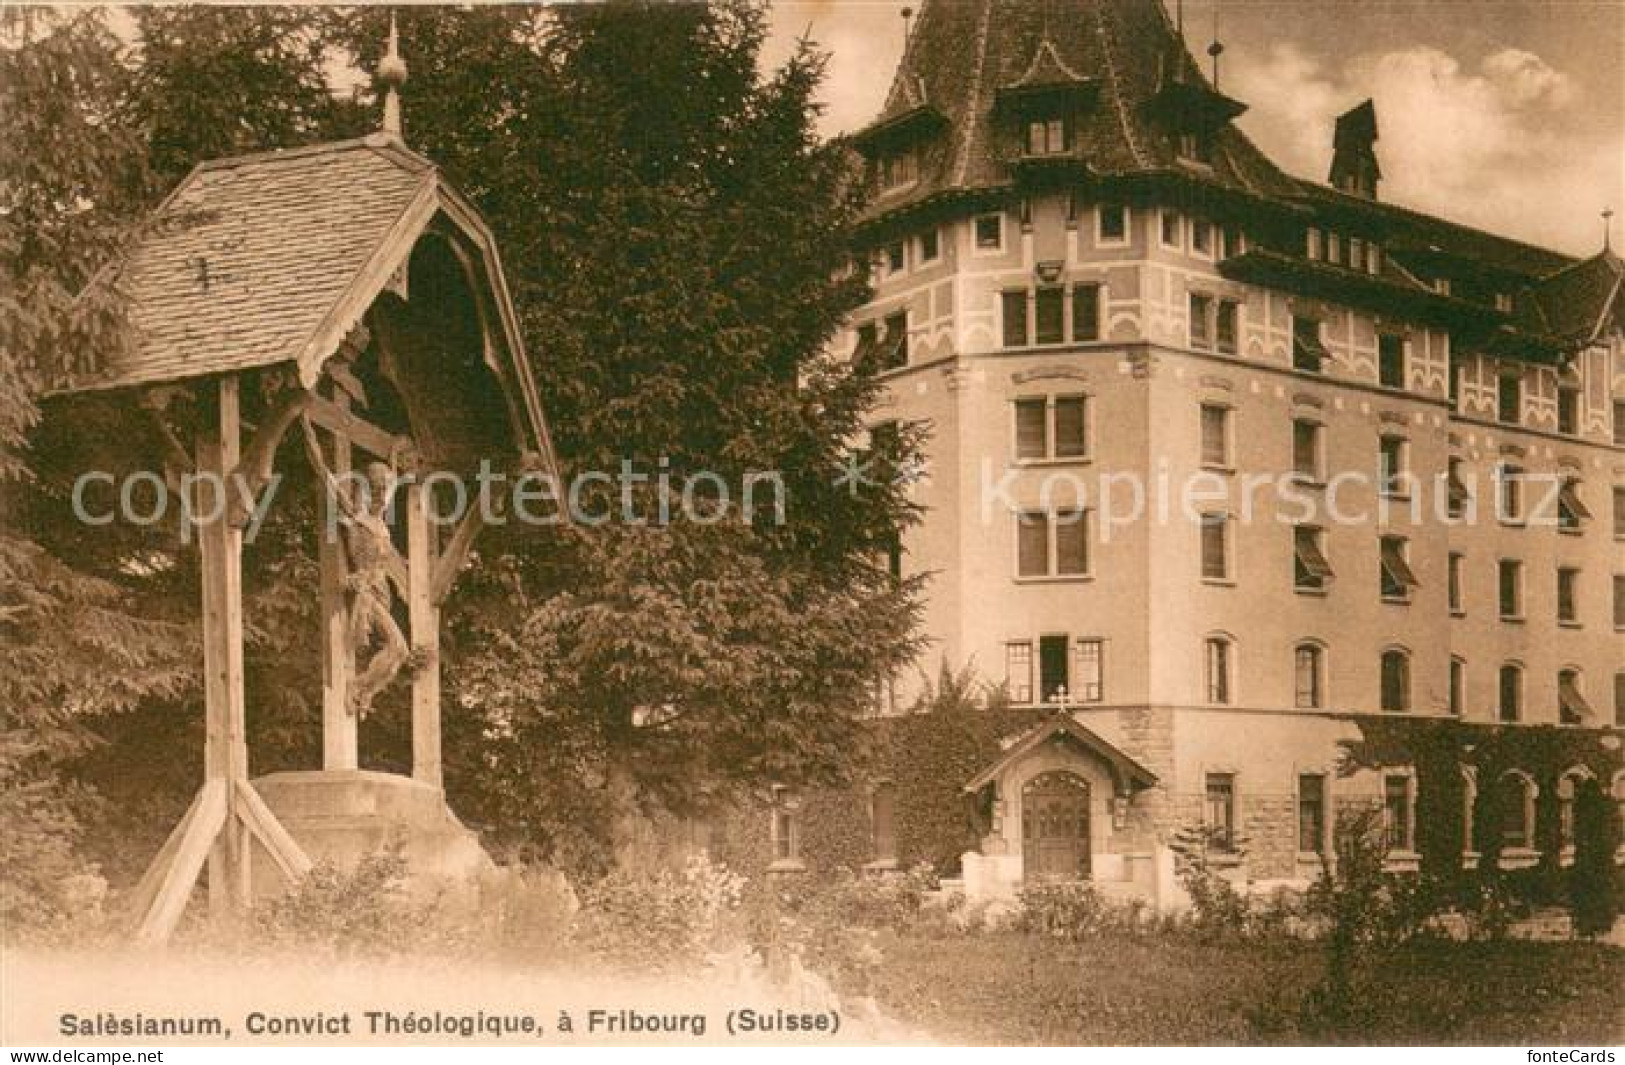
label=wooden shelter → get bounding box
[50,57,556,942]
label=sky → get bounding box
[761,0,1625,257]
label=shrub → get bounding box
[255,852,429,956]
[461,863,579,960]
[1168,823,1250,937]
[1569,777,1620,939]
[1016,881,1145,940]
[575,852,745,971]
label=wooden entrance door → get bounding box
[1022,771,1091,882]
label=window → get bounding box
[1615,400,1625,447]
[1449,657,1466,716]
[918,229,940,264]
[1191,219,1213,256]
[1215,300,1238,354]
[1178,130,1212,164]
[1097,204,1128,244]
[1005,641,1034,704]
[1292,317,1325,373]
[1557,567,1580,624]
[1200,404,1230,468]
[1035,287,1064,344]
[884,240,906,274]
[1204,636,1233,705]
[854,321,880,364]
[1495,292,1515,313]
[1025,115,1069,155]
[1378,435,1408,497]
[1497,373,1521,425]
[1002,290,1028,348]
[1326,232,1342,265]
[1190,293,1214,349]
[1498,774,1533,849]
[1497,463,1523,523]
[1075,639,1104,702]
[880,310,908,370]
[1306,228,1323,260]
[1292,419,1323,482]
[1072,284,1101,341]
[1557,477,1589,531]
[870,782,897,863]
[1616,575,1625,630]
[770,787,802,864]
[1498,663,1523,722]
[1348,237,1366,273]
[1558,387,1580,435]
[1498,558,1523,620]
[1016,510,1089,578]
[1378,334,1406,389]
[1559,774,1579,848]
[1615,671,1625,727]
[1446,458,1470,519]
[1160,211,1181,249]
[975,213,1003,250]
[1614,486,1625,538]
[1014,395,1089,461]
[1298,774,1327,854]
[1559,669,1590,725]
[1205,773,1236,850]
[1379,536,1418,602]
[1384,774,1414,851]
[1039,633,1070,702]
[879,148,918,191]
[1294,526,1333,593]
[1448,552,1465,615]
[1294,643,1326,708]
[1380,649,1410,713]
[1200,513,1230,581]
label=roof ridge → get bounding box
[1006,35,1087,89]
[192,135,436,178]
[1095,0,1149,168]
[951,0,998,187]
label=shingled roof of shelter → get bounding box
[854,0,1301,221]
[1524,249,1625,345]
[57,135,452,394]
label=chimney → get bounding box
[1329,100,1380,200]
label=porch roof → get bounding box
[964,711,1158,796]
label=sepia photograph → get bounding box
[0,0,1621,1054]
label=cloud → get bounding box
[1231,41,1620,256]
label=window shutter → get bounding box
[1015,398,1048,460]
[1055,510,1088,575]
[1035,287,1064,344]
[1002,290,1029,348]
[1017,512,1050,577]
[1053,396,1087,458]
[1072,284,1101,341]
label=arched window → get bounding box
[1557,769,1593,850]
[1461,767,1478,856]
[1498,771,1536,851]
[1294,642,1326,709]
[1204,635,1234,705]
[1380,648,1410,713]
[1498,662,1523,723]
[769,786,802,867]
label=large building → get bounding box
[816,0,1622,903]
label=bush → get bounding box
[575,852,745,971]
[1569,777,1620,939]
[1016,882,1145,940]
[461,863,578,960]
[255,852,429,956]
[1168,823,1250,937]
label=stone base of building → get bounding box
[249,769,492,899]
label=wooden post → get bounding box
[319,391,359,771]
[407,477,442,789]
[197,376,250,915]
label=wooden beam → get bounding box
[227,387,312,527]
[196,377,250,917]
[124,785,209,930]
[407,479,442,789]
[134,780,226,947]
[234,780,313,884]
[430,492,505,605]
[304,392,411,463]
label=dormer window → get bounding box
[1495,292,1514,313]
[1025,115,1069,156]
[1177,130,1213,165]
[878,148,919,192]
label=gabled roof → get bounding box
[1525,249,1624,346]
[852,0,1300,222]
[964,711,1158,795]
[49,133,556,468]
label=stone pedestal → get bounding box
[248,769,491,899]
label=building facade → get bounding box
[784,0,1624,904]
